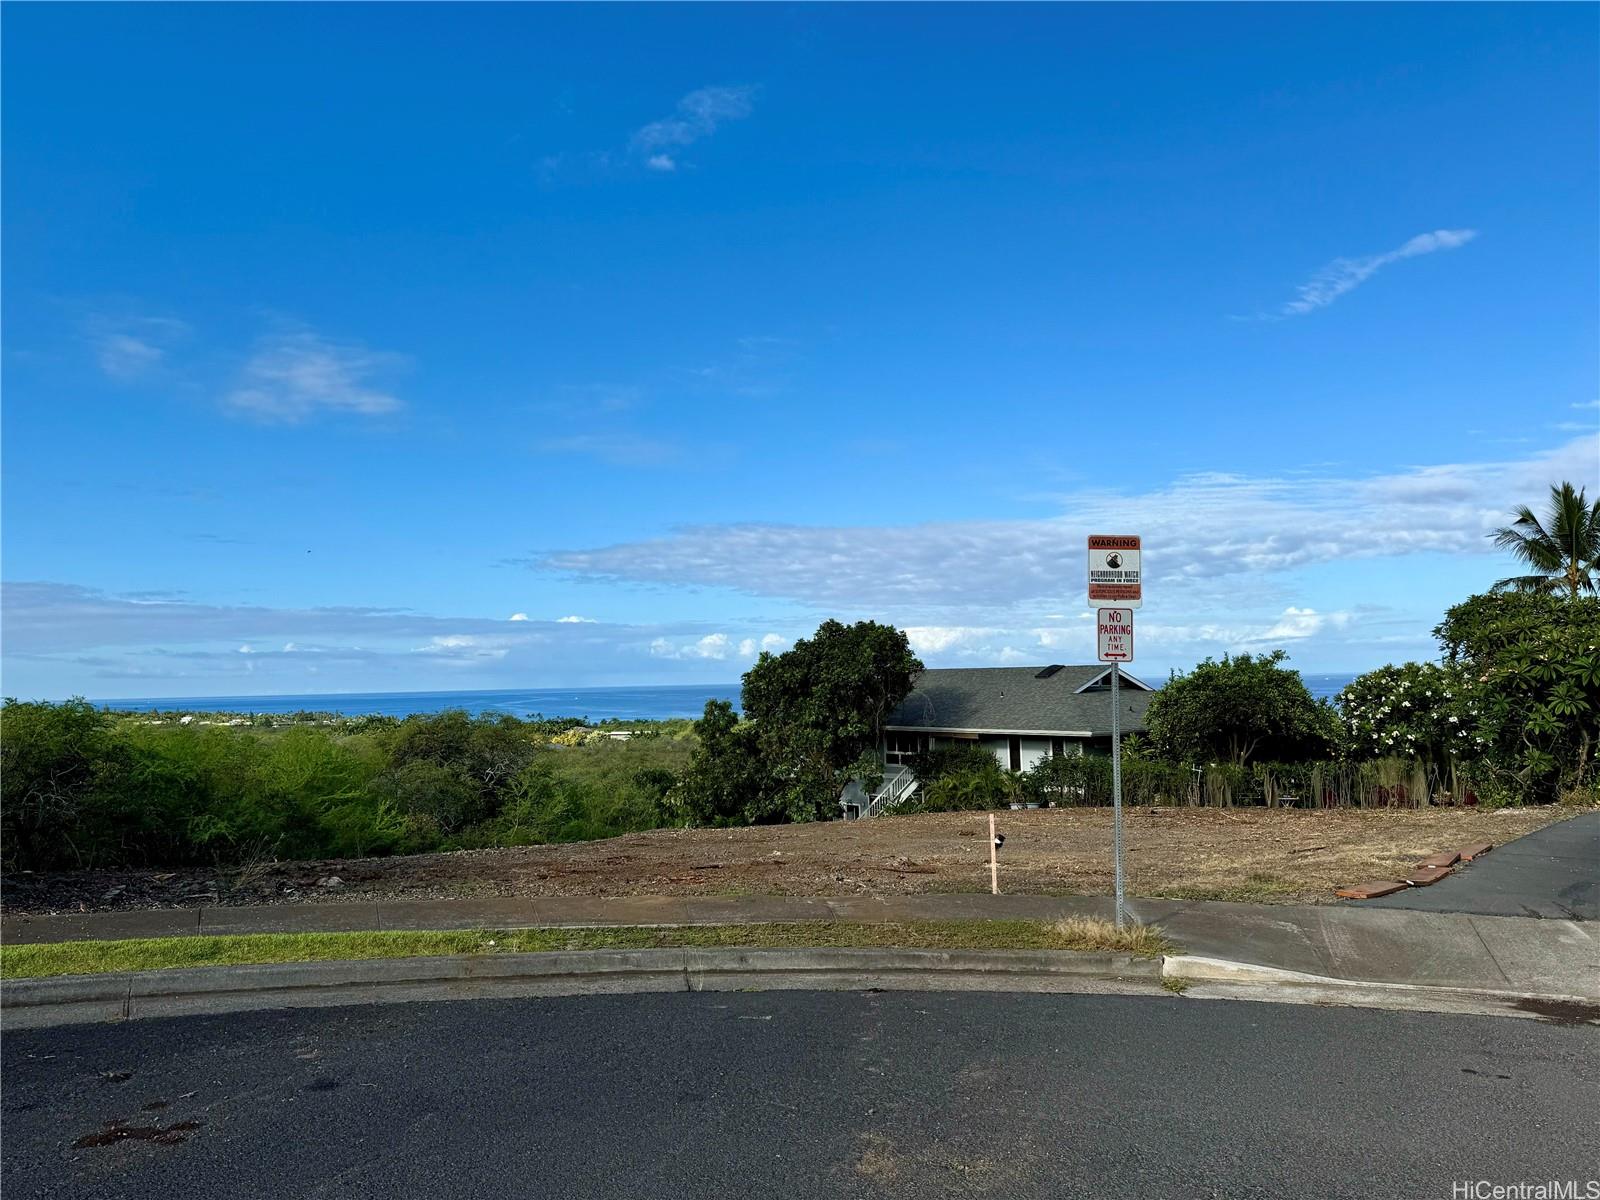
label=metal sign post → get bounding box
[1111,661,1124,928]
[1090,541,1141,931]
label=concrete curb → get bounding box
[1162,954,1600,1023]
[0,947,1164,1029]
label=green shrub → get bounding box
[911,761,1012,812]
[0,700,688,870]
[908,742,997,786]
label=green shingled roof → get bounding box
[886,665,1154,736]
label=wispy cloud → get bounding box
[650,630,787,660]
[224,329,406,423]
[0,581,767,696]
[88,316,190,380]
[1270,229,1479,318]
[538,434,1598,614]
[631,85,756,172]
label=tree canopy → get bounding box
[1433,591,1600,798]
[1144,651,1337,767]
[674,620,922,824]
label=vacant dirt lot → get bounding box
[2,805,1580,914]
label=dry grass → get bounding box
[1051,915,1170,956]
[7,804,1583,914]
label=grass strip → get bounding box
[1,917,1170,980]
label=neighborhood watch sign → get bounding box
[1087,534,1142,607]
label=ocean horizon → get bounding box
[94,684,743,722]
[90,672,1359,721]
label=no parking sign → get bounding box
[1097,609,1133,662]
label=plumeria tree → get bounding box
[1336,662,1478,770]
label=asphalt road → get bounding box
[1366,811,1600,921]
[4,992,1596,1200]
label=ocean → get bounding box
[96,684,742,722]
[1301,674,1357,703]
[95,672,1359,721]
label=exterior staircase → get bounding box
[841,764,919,820]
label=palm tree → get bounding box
[1490,482,1600,598]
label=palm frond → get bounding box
[1490,574,1561,594]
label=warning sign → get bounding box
[1097,608,1134,662]
[1087,535,1142,608]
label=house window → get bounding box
[885,732,926,766]
[1008,737,1021,771]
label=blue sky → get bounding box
[3,3,1596,699]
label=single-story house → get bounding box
[885,664,1156,769]
[842,665,1156,817]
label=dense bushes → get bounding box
[894,746,1194,815]
[0,701,692,872]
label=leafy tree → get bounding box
[1490,482,1600,598]
[1145,651,1337,767]
[737,620,922,822]
[1336,662,1477,770]
[670,700,771,825]
[1435,591,1600,799]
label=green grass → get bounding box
[0,918,1172,980]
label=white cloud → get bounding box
[1253,607,1352,642]
[631,85,755,168]
[903,625,996,655]
[224,329,406,422]
[649,632,738,660]
[89,316,189,380]
[98,334,165,379]
[556,615,596,624]
[1,581,780,696]
[508,613,530,621]
[416,635,510,662]
[1272,229,1478,317]
[690,633,732,659]
[1029,606,1352,661]
[539,435,1597,615]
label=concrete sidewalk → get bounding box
[5,891,1596,1002]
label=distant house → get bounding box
[842,665,1156,818]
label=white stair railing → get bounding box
[864,766,919,818]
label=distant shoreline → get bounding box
[88,684,744,723]
[77,673,1357,721]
